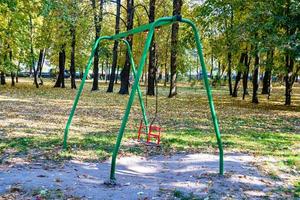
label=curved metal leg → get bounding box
[181,18,224,175]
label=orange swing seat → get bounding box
[137,121,161,145]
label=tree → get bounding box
[226,5,234,96]
[0,0,18,86]
[119,0,134,94]
[69,0,79,89]
[49,1,70,88]
[242,50,250,100]
[261,49,273,95]
[281,0,300,105]
[36,49,45,86]
[107,0,122,93]
[252,42,260,104]
[232,52,246,97]
[91,0,104,91]
[195,0,241,96]
[54,44,66,88]
[147,0,156,95]
[168,0,182,98]
[29,15,40,88]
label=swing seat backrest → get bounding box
[147,125,161,145]
[149,125,161,131]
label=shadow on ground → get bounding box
[0,153,291,199]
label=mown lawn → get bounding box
[0,78,299,195]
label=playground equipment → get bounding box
[62,15,224,183]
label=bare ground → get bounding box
[0,152,294,200]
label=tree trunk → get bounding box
[242,52,250,100]
[0,72,5,85]
[210,54,214,79]
[115,65,119,84]
[91,0,104,91]
[54,44,66,88]
[141,70,144,82]
[119,0,134,94]
[36,49,45,87]
[232,53,246,97]
[164,33,169,86]
[226,6,234,95]
[262,50,273,95]
[8,48,15,87]
[189,65,192,82]
[285,55,295,105]
[147,0,156,95]
[29,16,39,88]
[31,48,39,89]
[227,52,233,95]
[217,61,221,80]
[32,64,39,88]
[16,62,20,83]
[2,48,8,85]
[168,0,182,98]
[158,67,162,82]
[70,26,76,89]
[11,72,15,86]
[116,50,122,84]
[92,43,100,90]
[80,68,83,79]
[101,60,104,79]
[232,73,241,97]
[164,63,168,86]
[38,49,45,85]
[283,0,297,105]
[252,51,260,103]
[261,69,271,95]
[107,0,121,92]
[106,55,109,83]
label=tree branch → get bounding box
[102,12,127,27]
[133,3,149,19]
[104,0,127,12]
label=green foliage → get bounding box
[0,0,299,83]
[194,0,300,80]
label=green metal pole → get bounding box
[109,17,177,182]
[121,39,149,131]
[63,36,111,149]
[181,18,224,175]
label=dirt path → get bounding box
[0,153,292,199]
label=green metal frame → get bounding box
[62,15,224,183]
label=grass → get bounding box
[294,181,300,197]
[0,78,299,189]
[173,189,200,200]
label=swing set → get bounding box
[62,15,224,184]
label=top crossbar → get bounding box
[107,16,179,40]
